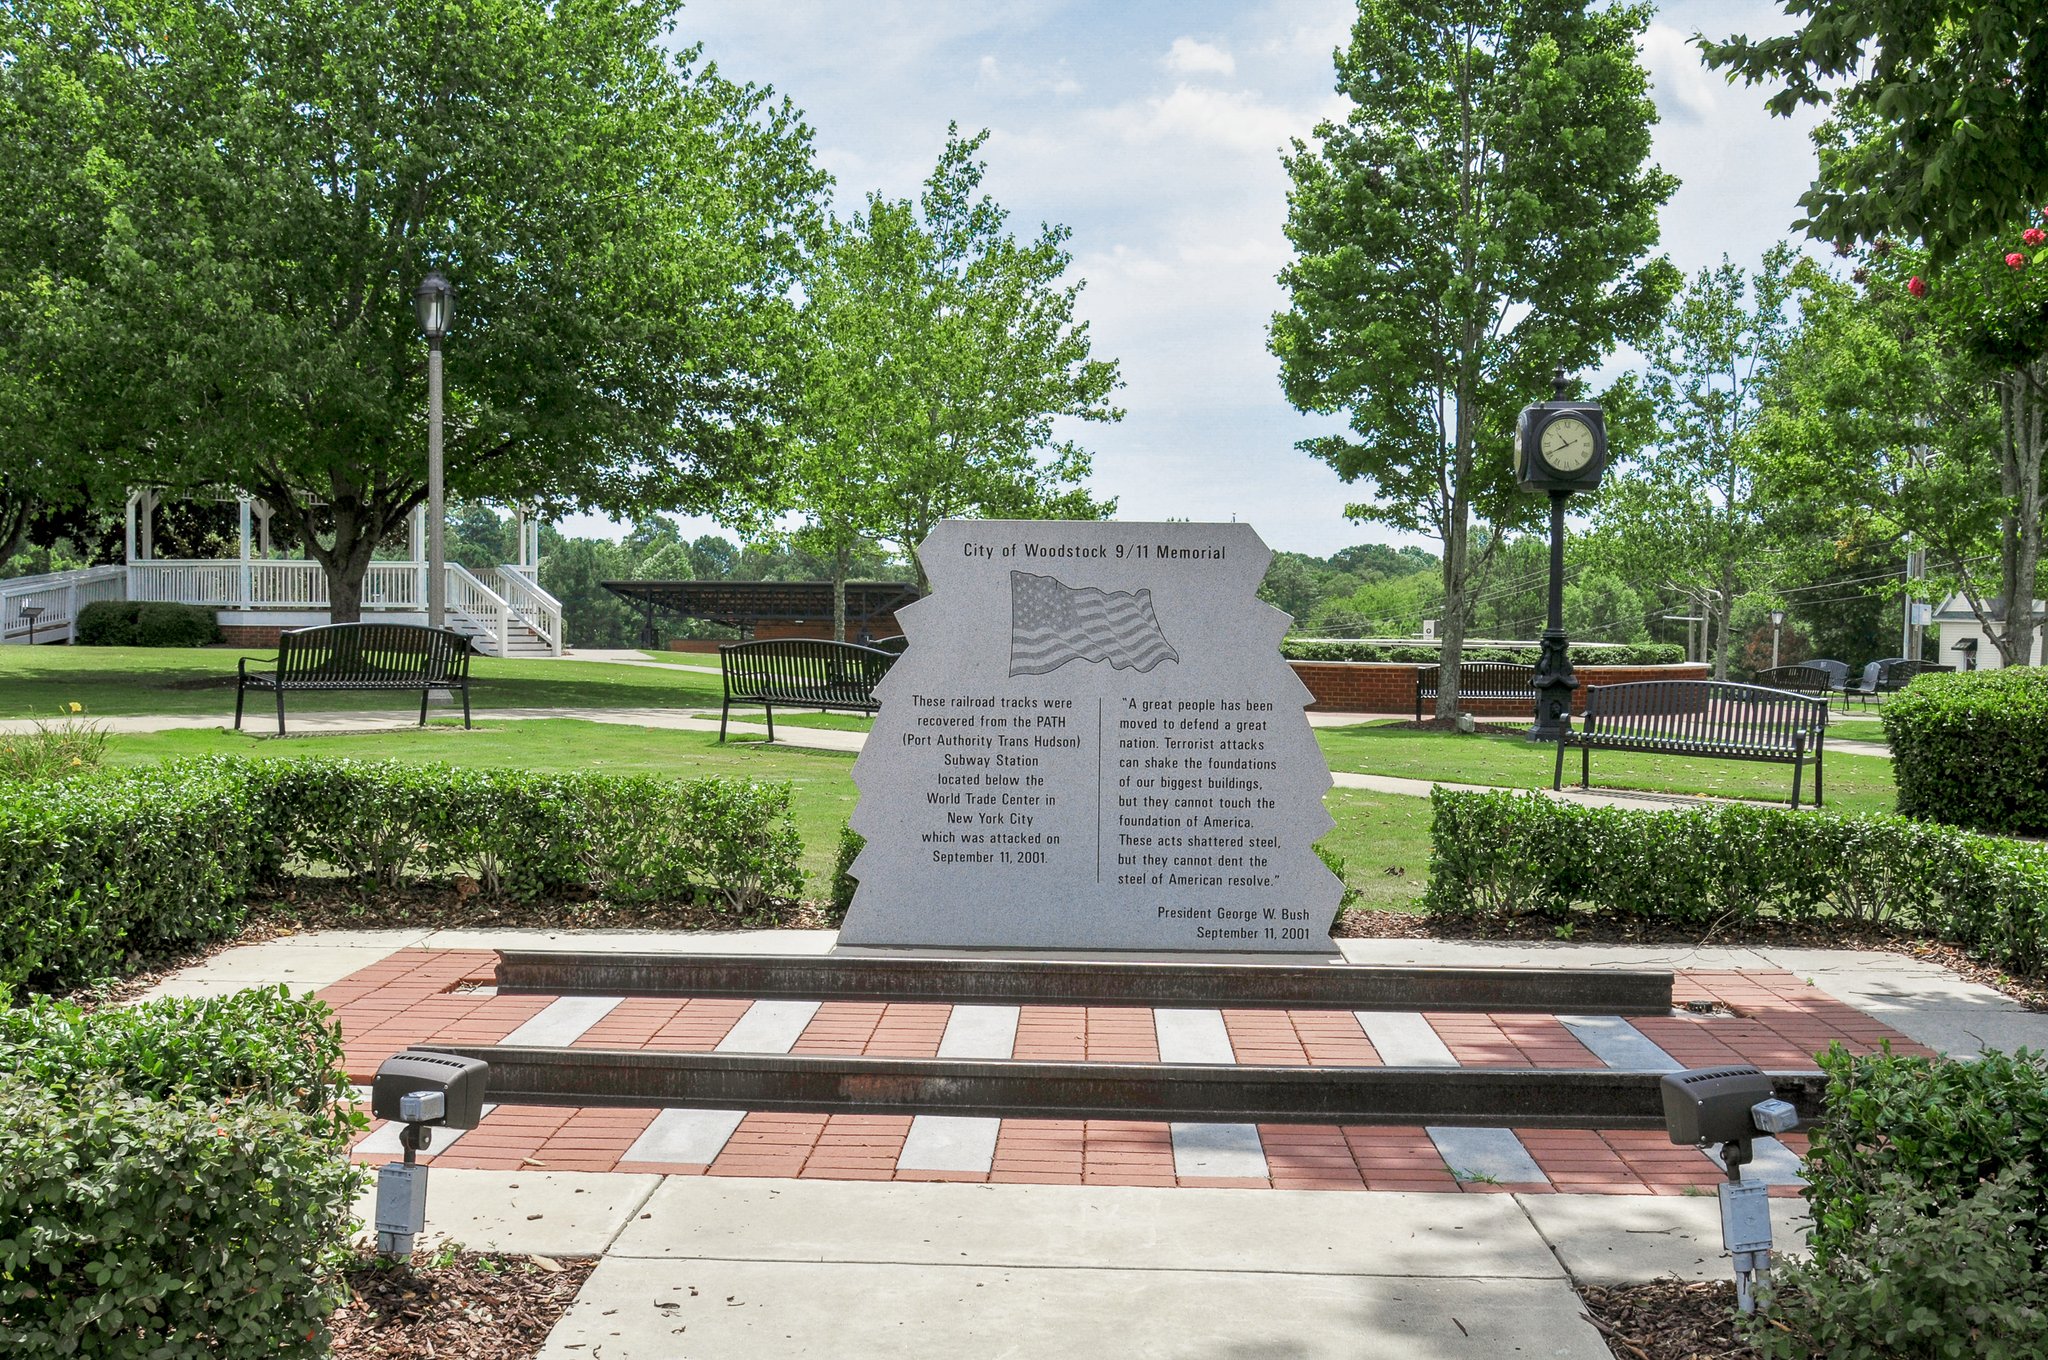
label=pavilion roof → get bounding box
[601,579,922,627]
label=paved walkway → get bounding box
[144,926,2038,1358]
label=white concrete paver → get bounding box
[500,996,623,1047]
[935,1004,1020,1059]
[619,1109,748,1166]
[352,1104,498,1159]
[713,999,820,1054]
[1152,1007,1236,1063]
[1354,1010,1459,1066]
[1169,1122,1267,1178]
[897,1115,1002,1173]
[1558,1014,1683,1071]
[1427,1127,1548,1185]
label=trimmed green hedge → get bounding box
[1747,1046,2048,1357]
[0,991,361,1359]
[0,757,806,991]
[0,761,281,992]
[1884,667,2048,836]
[75,600,221,647]
[1280,639,1685,666]
[1425,789,2048,973]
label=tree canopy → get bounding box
[1701,4,2048,260]
[1,0,827,617]
[1272,0,1678,716]
[773,127,1121,632]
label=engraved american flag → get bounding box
[1008,570,1179,677]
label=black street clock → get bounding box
[1515,369,1608,742]
[1514,381,1608,493]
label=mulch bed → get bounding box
[1336,908,2048,1012]
[330,1250,595,1359]
[246,878,839,934]
[1578,1280,1756,1360]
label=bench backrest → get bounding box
[1881,659,1954,691]
[721,638,898,702]
[1581,679,1827,753]
[276,622,472,681]
[1752,663,1839,697]
[1415,662,1536,693]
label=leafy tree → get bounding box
[4,0,826,620]
[1701,4,2048,259]
[1563,571,1648,642]
[781,128,1121,621]
[1757,256,2010,658]
[1590,248,1800,678]
[1272,0,1678,717]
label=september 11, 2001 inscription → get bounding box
[840,519,1341,952]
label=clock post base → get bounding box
[1526,629,1577,743]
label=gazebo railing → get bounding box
[1,566,127,643]
[129,560,424,610]
[486,565,562,654]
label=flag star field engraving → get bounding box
[842,520,1342,952]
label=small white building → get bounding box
[1933,594,2046,671]
[0,491,560,656]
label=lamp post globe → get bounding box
[415,271,454,631]
[414,270,454,339]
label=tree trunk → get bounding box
[1713,558,1737,681]
[326,541,378,625]
[1436,500,1472,721]
[0,490,31,565]
[833,540,850,643]
[1995,361,2046,666]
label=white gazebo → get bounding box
[2,492,559,654]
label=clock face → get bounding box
[1539,415,1595,473]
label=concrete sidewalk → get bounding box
[377,1171,1802,1358]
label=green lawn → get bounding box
[0,646,725,719]
[1314,720,1897,815]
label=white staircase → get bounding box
[443,564,562,658]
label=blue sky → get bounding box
[569,1,1823,558]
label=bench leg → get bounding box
[719,699,730,743]
[1813,747,1823,807]
[419,685,431,727]
[461,682,472,730]
[234,684,245,732]
[764,704,775,742]
[276,687,287,737]
[1552,737,1565,791]
[1791,753,1804,810]
[1581,744,1590,790]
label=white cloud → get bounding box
[1637,23,1723,125]
[1163,36,1235,77]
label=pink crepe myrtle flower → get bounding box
[2008,252,2028,269]
[2026,228,2047,247]
[1907,276,1928,297]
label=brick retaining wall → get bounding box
[1287,660,1711,716]
[218,625,285,647]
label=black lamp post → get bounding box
[414,270,455,630]
[1514,369,1610,741]
[19,604,43,644]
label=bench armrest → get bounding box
[237,654,278,678]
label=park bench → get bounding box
[234,622,473,735]
[1556,679,1830,808]
[719,638,899,741]
[1751,663,1842,704]
[1413,661,1536,721]
[1840,658,1955,708]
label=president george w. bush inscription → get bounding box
[840,520,1341,951]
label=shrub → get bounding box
[1884,667,2048,835]
[134,601,222,647]
[0,991,361,1360]
[0,759,279,991]
[0,757,807,989]
[0,1080,361,1359]
[1744,1046,2048,1358]
[1280,639,1684,666]
[831,824,865,921]
[74,599,139,646]
[0,987,354,1123]
[1424,789,2048,973]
